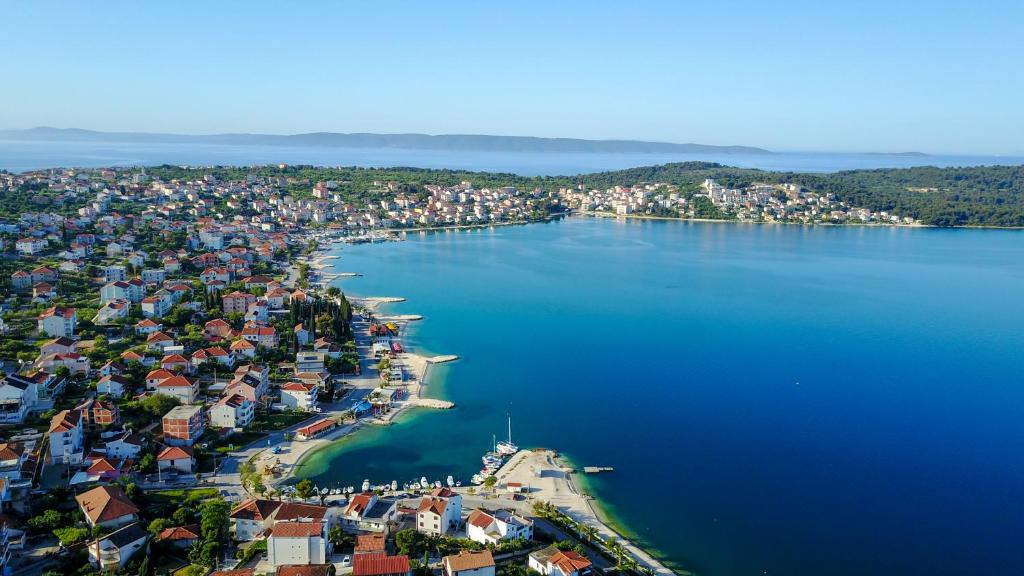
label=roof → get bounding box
[353,553,411,576]
[549,549,593,575]
[417,497,448,516]
[467,509,494,529]
[355,534,386,553]
[211,570,256,576]
[158,446,194,460]
[100,522,148,548]
[76,485,139,524]
[444,550,495,573]
[48,409,81,433]
[274,502,328,522]
[297,418,336,438]
[270,521,323,538]
[345,492,374,517]
[157,375,196,389]
[230,498,281,521]
[158,524,200,541]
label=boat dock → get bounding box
[583,466,614,474]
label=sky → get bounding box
[1,0,1022,155]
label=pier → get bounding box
[583,466,614,474]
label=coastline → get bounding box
[283,237,681,576]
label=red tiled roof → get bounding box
[271,521,323,537]
[353,554,411,576]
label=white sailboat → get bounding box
[496,414,519,456]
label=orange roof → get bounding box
[353,553,411,576]
[444,551,495,573]
[230,498,281,521]
[355,534,386,553]
[550,550,593,575]
[467,509,494,529]
[417,497,448,516]
[297,418,335,438]
[48,409,80,433]
[75,486,139,524]
[276,566,333,576]
[271,521,323,537]
[159,524,200,541]
[212,570,255,576]
[157,446,194,460]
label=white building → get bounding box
[466,508,534,545]
[443,551,496,576]
[48,409,84,464]
[209,394,254,430]
[416,488,462,536]
[266,521,329,568]
[280,381,319,412]
[38,306,77,337]
[88,523,148,570]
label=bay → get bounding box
[300,217,1024,576]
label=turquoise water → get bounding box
[301,218,1024,576]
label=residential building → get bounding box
[528,547,594,576]
[0,374,38,424]
[209,394,255,430]
[38,306,77,337]
[466,509,533,545]
[280,381,318,412]
[157,445,195,474]
[75,398,121,429]
[352,553,412,576]
[161,405,205,446]
[443,551,495,576]
[88,522,148,570]
[48,409,84,464]
[266,521,329,568]
[342,492,398,533]
[76,485,140,528]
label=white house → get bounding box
[280,381,319,412]
[0,374,39,425]
[209,394,254,430]
[528,547,594,576]
[157,445,195,474]
[99,431,145,460]
[48,409,84,465]
[88,523,148,570]
[15,238,46,255]
[38,307,77,337]
[155,375,199,405]
[466,509,534,545]
[443,551,496,576]
[97,375,132,397]
[266,521,329,568]
[416,488,462,536]
[342,492,398,533]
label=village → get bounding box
[0,167,670,576]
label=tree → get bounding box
[483,475,497,488]
[28,509,64,532]
[147,518,170,537]
[141,393,180,416]
[295,478,316,501]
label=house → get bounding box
[15,237,46,255]
[341,492,398,533]
[135,318,163,335]
[76,398,121,429]
[230,498,282,541]
[528,547,594,576]
[192,346,234,368]
[36,352,90,376]
[10,271,32,291]
[213,570,256,576]
[32,282,56,302]
[210,394,254,430]
[204,318,235,340]
[40,336,76,356]
[230,338,257,359]
[141,268,166,284]
[100,281,132,304]
[466,509,534,545]
[48,409,84,464]
[76,485,140,528]
[98,360,127,378]
[155,375,199,404]
[72,452,131,486]
[146,331,176,351]
[242,275,275,290]
[145,368,175,390]
[97,375,133,398]
[160,354,191,373]
[267,521,329,568]
[294,352,325,373]
[223,291,257,314]
[352,553,411,576]
[104,265,127,283]
[88,522,148,569]
[416,488,462,536]
[158,524,200,549]
[443,551,495,576]
[280,381,318,412]
[0,375,39,424]
[157,445,195,474]
[141,293,173,318]
[241,324,278,348]
[31,266,59,283]
[294,324,311,346]
[38,306,77,337]
[93,299,131,325]
[161,405,205,446]
[99,431,145,460]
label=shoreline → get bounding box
[277,240,680,575]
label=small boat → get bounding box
[361,479,370,492]
[496,414,519,455]
[455,481,462,487]
[391,480,398,491]
[420,476,428,487]
[434,481,442,489]
[446,475,454,487]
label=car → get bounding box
[342,556,351,567]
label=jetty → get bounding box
[410,398,455,409]
[429,355,458,364]
[583,466,614,474]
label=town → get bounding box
[0,166,671,576]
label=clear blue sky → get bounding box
[2,0,1022,154]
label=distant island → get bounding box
[0,126,772,155]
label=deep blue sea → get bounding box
[2,139,1023,174]
[299,218,1024,576]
